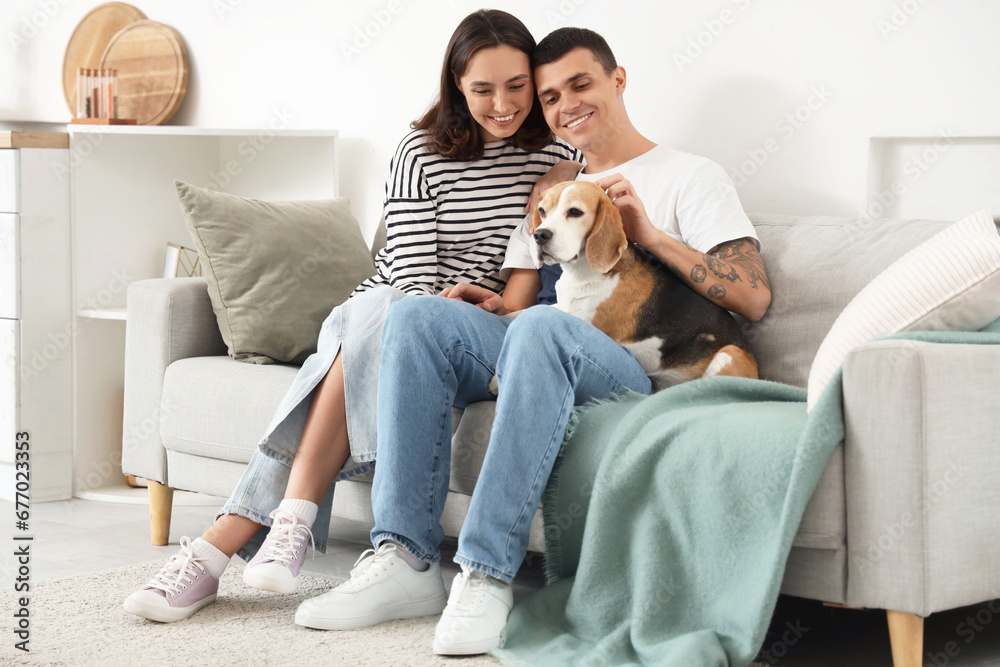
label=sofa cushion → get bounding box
[161,356,299,463]
[806,210,1000,410]
[450,404,495,495]
[745,213,956,389]
[162,355,492,497]
[794,443,845,551]
[175,181,376,365]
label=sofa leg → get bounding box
[148,481,175,546]
[887,609,924,667]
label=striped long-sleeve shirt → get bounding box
[353,129,581,297]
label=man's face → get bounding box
[534,47,625,153]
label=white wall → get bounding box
[3,0,999,242]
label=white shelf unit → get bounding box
[77,306,127,321]
[0,146,73,502]
[866,134,1000,221]
[68,125,339,501]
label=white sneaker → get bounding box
[432,566,513,655]
[294,543,447,630]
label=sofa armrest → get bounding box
[122,278,227,483]
[841,338,1000,615]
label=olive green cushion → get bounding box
[175,180,375,364]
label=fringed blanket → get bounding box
[494,327,1000,666]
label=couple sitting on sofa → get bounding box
[124,11,772,656]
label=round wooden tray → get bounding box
[62,2,147,114]
[99,20,189,125]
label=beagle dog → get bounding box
[530,180,758,391]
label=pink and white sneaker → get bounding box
[123,536,220,623]
[242,508,315,594]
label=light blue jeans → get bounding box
[370,297,652,583]
[219,286,408,562]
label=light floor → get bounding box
[3,496,1000,666]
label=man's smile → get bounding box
[564,112,593,129]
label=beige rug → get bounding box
[0,559,499,667]
[2,560,772,666]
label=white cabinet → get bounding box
[0,150,17,212]
[68,125,339,499]
[0,144,73,502]
[1,213,17,317]
[0,319,17,463]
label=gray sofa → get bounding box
[122,212,1000,667]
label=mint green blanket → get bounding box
[493,325,1000,667]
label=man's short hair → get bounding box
[532,27,618,74]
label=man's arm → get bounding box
[527,160,585,214]
[596,174,771,322]
[647,235,771,321]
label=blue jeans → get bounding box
[370,297,652,583]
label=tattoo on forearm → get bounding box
[709,238,771,291]
[704,253,741,283]
[708,284,727,300]
[680,238,769,304]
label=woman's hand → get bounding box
[527,159,584,218]
[439,283,505,313]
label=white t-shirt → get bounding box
[501,145,757,279]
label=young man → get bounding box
[293,28,771,655]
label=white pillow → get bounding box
[806,210,1000,411]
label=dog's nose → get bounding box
[534,228,552,245]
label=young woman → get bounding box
[123,9,582,623]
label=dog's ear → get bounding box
[529,204,544,268]
[585,192,628,273]
[529,203,543,236]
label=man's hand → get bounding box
[593,174,660,249]
[527,159,585,223]
[594,175,771,321]
[439,283,504,313]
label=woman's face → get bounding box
[455,44,535,143]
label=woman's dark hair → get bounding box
[532,27,618,74]
[413,9,552,161]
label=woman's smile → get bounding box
[488,111,519,127]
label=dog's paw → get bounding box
[488,374,499,396]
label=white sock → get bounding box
[191,537,231,579]
[278,498,318,527]
[389,541,429,572]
